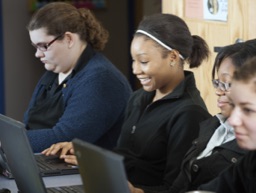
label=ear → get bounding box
[169,50,179,66]
[64,32,75,48]
[170,50,180,60]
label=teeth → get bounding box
[139,78,150,84]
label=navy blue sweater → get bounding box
[24,49,132,153]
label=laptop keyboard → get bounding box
[47,185,84,193]
[35,155,59,171]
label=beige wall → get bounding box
[162,0,256,115]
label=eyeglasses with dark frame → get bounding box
[212,79,231,92]
[31,34,63,52]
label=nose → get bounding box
[215,87,225,96]
[35,49,44,58]
[228,107,242,127]
[132,62,142,75]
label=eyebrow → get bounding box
[31,41,47,47]
[34,41,48,45]
[219,73,232,78]
[136,52,148,56]
[240,102,256,106]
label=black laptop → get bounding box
[72,138,131,193]
[0,113,84,193]
[0,113,130,193]
[0,114,79,179]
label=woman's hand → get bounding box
[128,181,144,193]
[41,142,78,165]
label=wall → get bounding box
[162,0,256,115]
[0,1,4,113]
[2,1,43,121]
[1,1,130,121]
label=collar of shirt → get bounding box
[216,113,235,143]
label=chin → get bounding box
[238,142,255,150]
[45,65,55,71]
[220,108,232,118]
[142,86,154,92]
[221,112,230,118]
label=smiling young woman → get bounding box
[41,12,212,190]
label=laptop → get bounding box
[0,114,79,179]
[72,138,131,193]
[0,113,130,193]
[0,113,84,193]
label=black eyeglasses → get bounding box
[212,79,231,92]
[31,34,63,52]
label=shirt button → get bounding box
[192,140,198,145]
[131,126,136,133]
[192,164,199,172]
[231,157,237,163]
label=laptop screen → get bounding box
[0,114,47,193]
[72,138,130,193]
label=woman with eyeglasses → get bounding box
[128,39,256,193]
[24,2,132,153]
[199,56,256,193]
[168,40,256,193]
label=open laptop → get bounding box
[72,138,131,193]
[0,113,130,193]
[0,114,79,179]
[0,113,84,193]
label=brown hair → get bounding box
[233,56,256,85]
[135,13,209,68]
[27,2,108,51]
[212,39,256,79]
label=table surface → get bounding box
[0,173,82,192]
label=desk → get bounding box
[0,174,82,192]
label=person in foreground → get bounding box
[25,2,132,153]
[129,40,256,193]
[198,56,256,193]
[43,13,211,188]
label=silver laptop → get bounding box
[72,138,131,193]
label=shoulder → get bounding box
[171,71,208,111]
[76,53,130,86]
[83,53,114,74]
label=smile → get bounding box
[138,78,151,85]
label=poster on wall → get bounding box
[185,0,228,22]
[185,0,203,20]
[203,0,228,21]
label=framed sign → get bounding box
[185,0,228,22]
[203,0,228,22]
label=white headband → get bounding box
[136,30,184,60]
